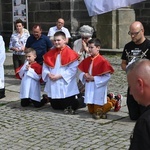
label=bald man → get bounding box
[47,18,71,43]
[127,59,150,150]
[121,21,150,120]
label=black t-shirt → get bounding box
[121,39,150,64]
[129,106,150,150]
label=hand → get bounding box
[13,47,19,52]
[83,73,94,82]
[48,73,62,81]
[81,40,88,53]
[82,40,86,49]
[26,64,31,70]
[20,46,25,52]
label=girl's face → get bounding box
[16,23,23,33]
[26,52,36,63]
[54,35,66,49]
[88,43,100,57]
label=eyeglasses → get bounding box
[82,37,89,40]
[128,29,142,36]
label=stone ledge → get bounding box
[100,48,123,55]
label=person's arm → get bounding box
[121,60,127,71]
[42,63,50,82]
[64,28,71,44]
[94,73,111,87]
[26,68,41,81]
[61,60,79,84]
[9,34,19,51]
[81,40,89,53]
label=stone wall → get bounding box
[1,0,150,48]
[1,0,94,47]
[96,8,135,49]
[132,0,150,35]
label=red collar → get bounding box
[43,46,79,68]
[78,54,114,76]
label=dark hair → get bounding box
[88,38,101,47]
[24,48,36,55]
[15,19,24,26]
[54,31,66,38]
[32,24,42,30]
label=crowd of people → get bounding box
[0,18,123,119]
[1,17,150,148]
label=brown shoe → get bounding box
[92,108,103,119]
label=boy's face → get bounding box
[54,35,66,48]
[88,43,100,57]
[26,52,36,63]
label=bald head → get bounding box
[130,21,144,31]
[127,59,150,80]
[129,21,145,44]
[127,59,150,106]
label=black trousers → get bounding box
[21,98,46,108]
[0,88,5,99]
[13,54,25,70]
[127,88,146,120]
[49,95,79,110]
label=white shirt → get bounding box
[0,36,5,89]
[73,38,91,61]
[42,54,79,99]
[19,61,41,101]
[47,26,71,38]
[79,62,111,105]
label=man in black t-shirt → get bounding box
[121,21,150,120]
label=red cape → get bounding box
[43,46,79,68]
[78,54,114,76]
[15,62,42,80]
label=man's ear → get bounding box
[137,78,144,93]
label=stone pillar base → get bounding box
[96,8,135,49]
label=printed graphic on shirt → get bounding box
[125,48,149,63]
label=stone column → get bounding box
[96,8,135,49]
[116,8,135,48]
[70,0,79,36]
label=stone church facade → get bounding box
[0,0,150,48]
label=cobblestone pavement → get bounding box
[0,53,134,150]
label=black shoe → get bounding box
[64,106,76,115]
[0,88,5,99]
[42,94,49,104]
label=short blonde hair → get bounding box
[24,48,36,56]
